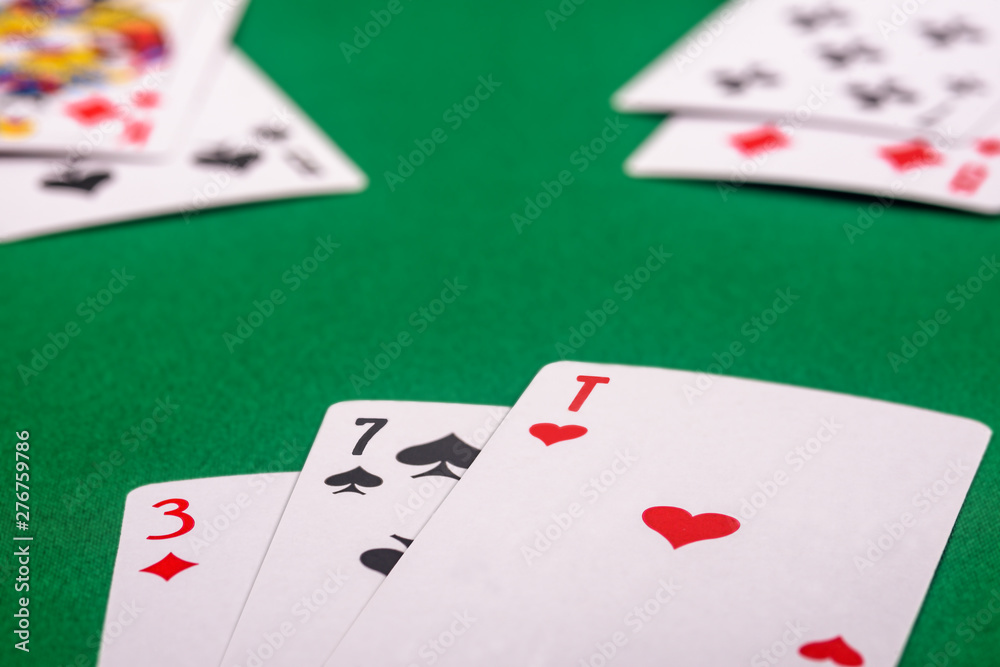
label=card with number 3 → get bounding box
[97,473,297,667]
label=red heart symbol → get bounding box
[528,423,587,446]
[642,506,740,549]
[799,637,864,666]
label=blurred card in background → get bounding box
[615,0,1000,140]
[0,0,245,156]
[0,49,367,243]
[627,115,1000,214]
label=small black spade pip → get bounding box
[789,5,848,32]
[360,534,413,576]
[254,124,288,142]
[713,64,779,95]
[395,434,480,480]
[324,466,383,495]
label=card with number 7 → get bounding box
[328,362,991,666]
[220,401,508,667]
[97,473,297,667]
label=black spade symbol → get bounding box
[360,535,413,576]
[395,434,480,480]
[194,147,260,170]
[324,466,383,495]
[43,168,112,193]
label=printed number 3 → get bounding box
[146,498,195,540]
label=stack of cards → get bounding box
[98,362,992,665]
[614,0,1000,214]
[0,0,366,243]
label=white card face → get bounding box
[329,362,991,667]
[97,473,296,667]
[614,0,1000,139]
[221,401,509,667]
[626,115,1000,214]
[0,0,244,155]
[0,48,366,243]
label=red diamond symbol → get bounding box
[121,119,152,146]
[140,552,197,581]
[950,162,989,195]
[976,137,1000,157]
[65,96,121,126]
[879,140,943,171]
[730,125,790,157]
[131,90,159,109]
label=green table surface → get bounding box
[3,0,1000,664]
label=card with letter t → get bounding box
[328,361,991,666]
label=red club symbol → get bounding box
[528,423,587,446]
[642,506,740,549]
[799,636,864,665]
[139,552,198,581]
[729,125,790,157]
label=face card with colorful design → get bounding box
[0,0,244,155]
[626,114,1000,214]
[220,401,509,667]
[614,0,1000,140]
[97,473,296,667]
[328,362,991,666]
[0,48,366,243]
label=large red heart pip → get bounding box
[799,637,864,666]
[642,506,740,549]
[528,423,587,446]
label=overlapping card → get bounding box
[614,0,1000,214]
[97,363,992,665]
[0,0,245,156]
[0,0,366,242]
[627,115,1000,214]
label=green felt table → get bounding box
[3,0,1000,664]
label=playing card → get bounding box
[626,114,1000,214]
[97,473,296,667]
[0,0,245,156]
[0,48,366,243]
[614,0,1000,139]
[220,401,508,667]
[328,362,991,666]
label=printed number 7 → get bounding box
[353,418,388,455]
